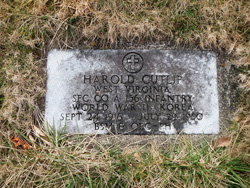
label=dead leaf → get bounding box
[91,41,95,47]
[31,124,52,146]
[104,45,109,50]
[222,63,226,67]
[10,136,31,151]
[31,124,49,142]
[27,134,36,149]
[213,137,230,149]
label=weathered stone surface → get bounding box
[45,50,219,134]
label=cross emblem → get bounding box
[127,55,139,70]
[122,52,143,73]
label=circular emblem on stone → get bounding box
[122,52,143,73]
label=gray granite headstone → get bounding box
[45,50,219,134]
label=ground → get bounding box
[0,0,250,187]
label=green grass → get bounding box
[1,131,250,187]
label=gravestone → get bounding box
[45,50,219,134]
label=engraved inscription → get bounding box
[45,50,219,134]
[60,63,202,134]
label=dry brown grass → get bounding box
[0,0,250,187]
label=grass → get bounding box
[1,130,249,187]
[0,0,250,187]
[1,130,250,187]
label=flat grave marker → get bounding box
[45,50,219,134]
